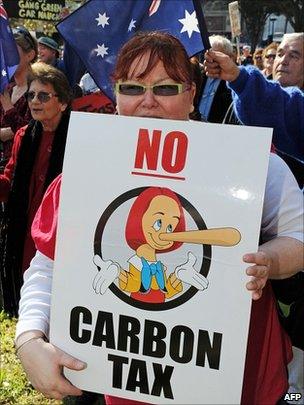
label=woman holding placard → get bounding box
[15,32,303,404]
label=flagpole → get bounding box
[192,0,211,50]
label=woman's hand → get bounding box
[243,251,271,300]
[204,50,240,82]
[0,89,13,111]
[0,127,14,142]
[17,337,86,400]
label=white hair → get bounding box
[209,35,234,57]
[282,33,304,43]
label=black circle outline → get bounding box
[94,187,211,311]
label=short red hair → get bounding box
[125,187,186,253]
[112,31,193,84]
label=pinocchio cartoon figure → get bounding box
[93,187,241,303]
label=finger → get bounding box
[190,279,205,289]
[108,263,119,277]
[93,254,103,267]
[193,273,209,289]
[60,352,87,371]
[94,271,107,294]
[44,391,65,400]
[171,278,181,289]
[246,265,268,278]
[100,270,116,294]
[100,279,111,295]
[92,275,98,291]
[119,270,128,284]
[57,377,82,398]
[97,277,107,294]
[204,50,214,62]
[53,378,83,398]
[187,251,197,266]
[105,259,115,268]
[246,278,266,292]
[252,290,263,301]
[204,60,220,70]
[243,251,268,265]
[207,49,229,64]
[92,273,102,292]
[187,274,206,289]
[206,72,220,79]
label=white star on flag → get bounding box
[2,69,7,77]
[178,10,200,38]
[95,43,108,58]
[128,19,136,32]
[95,12,109,28]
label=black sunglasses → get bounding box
[115,83,189,96]
[26,91,59,103]
[13,27,36,50]
[265,54,276,59]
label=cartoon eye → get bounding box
[153,219,162,231]
[166,224,173,233]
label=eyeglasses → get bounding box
[265,54,276,59]
[13,26,36,51]
[115,83,189,96]
[255,56,262,60]
[26,91,59,103]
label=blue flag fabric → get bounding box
[0,3,19,94]
[57,0,205,100]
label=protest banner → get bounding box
[50,112,272,404]
[228,1,241,38]
[228,1,241,59]
[72,92,115,115]
[3,0,64,21]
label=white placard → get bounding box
[229,1,241,38]
[50,112,272,404]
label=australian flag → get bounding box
[0,2,19,94]
[57,0,207,100]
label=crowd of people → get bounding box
[0,21,303,405]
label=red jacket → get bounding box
[1,125,55,270]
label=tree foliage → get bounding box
[238,0,277,50]
[202,0,302,50]
[236,0,303,49]
[276,0,304,32]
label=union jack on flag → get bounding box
[57,0,207,100]
[0,1,19,93]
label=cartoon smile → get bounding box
[148,232,171,247]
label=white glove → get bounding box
[175,252,209,290]
[92,255,120,294]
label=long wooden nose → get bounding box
[159,228,241,246]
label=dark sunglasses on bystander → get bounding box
[26,91,58,103]
[265,54,276,59]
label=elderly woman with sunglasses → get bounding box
[262,42,278,79]
[0,27,38,170]
[0,61,72,316]
[15,32,303,404]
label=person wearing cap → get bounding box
[38,36,64,71]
